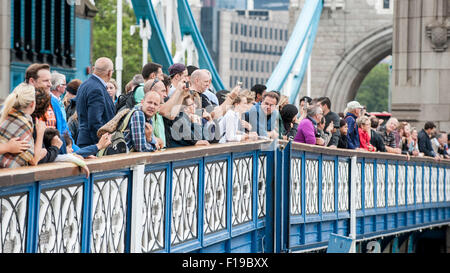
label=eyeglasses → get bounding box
[148,78,159,91]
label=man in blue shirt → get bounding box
[244,91,279,139]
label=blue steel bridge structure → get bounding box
[1,0,449,253]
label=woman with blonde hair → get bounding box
[0,83,47,167]
[357,115,375,152]
[219,94,258,143]
[107,78,118,104]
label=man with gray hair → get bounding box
[377,117,402,154]
[344,101,363,149]
[76,57,116,147]
[50,71,67,121]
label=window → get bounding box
[383,0,390,9]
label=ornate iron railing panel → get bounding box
[407,165,415,205]
[446,168,450,202]
[0,192,29,253]
[290,157,302,215]
[397,165,406,206]
[416,165,423,204]
[232,156,253,226]
[171,165,199,245]
[377,163,386,208]
[204,160,227,234]
[38,184,84,253]
[424,166,430,203]
[355,162,362,210]
[141,169,166,253]
[257,155,267,218]
[338,160,349,212]
[305,159,319,214]
[438,167,445,202]
[431,166,438,202]
[322,160,335,213]
[91,176,129,253]
[364,162,374,209]
[387,164,396,207]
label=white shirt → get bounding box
[219,109,245,143]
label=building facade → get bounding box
[0,0,97,101]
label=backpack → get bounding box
[115,84,142,113]
[97,109,136,157]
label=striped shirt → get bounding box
[0,109,35,168]
[124,106,157,152]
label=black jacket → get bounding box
[370,129,386,152]
[418,129,436,157]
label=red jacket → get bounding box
[359,128,375,152]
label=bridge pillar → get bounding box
[392,0,450,131]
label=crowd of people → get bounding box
[0,57,448,175]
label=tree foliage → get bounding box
[92,0,149,91]
[355,63,390,113]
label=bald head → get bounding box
[190,69,211,93]
[94,57,114,80]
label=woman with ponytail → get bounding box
[0,83,47,167]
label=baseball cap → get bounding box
[346,101,364,111]
[168,63,186,77]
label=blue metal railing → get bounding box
[0,141,449,253]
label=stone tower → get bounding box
[391,0,450,131]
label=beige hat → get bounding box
[346,101,364,111]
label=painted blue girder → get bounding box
[130,0,174,72]
[129,0,225,91]
[266,0,323,103]
[177,0,225,91]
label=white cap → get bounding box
[346,101,364,111]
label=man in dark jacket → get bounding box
[369,117,386,152]
[76,57,116,147]
[344,101,363,149]
[318,97,340,147]
[418,121,440,160]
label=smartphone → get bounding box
[185,81,190,89]
[236,81,243,88]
